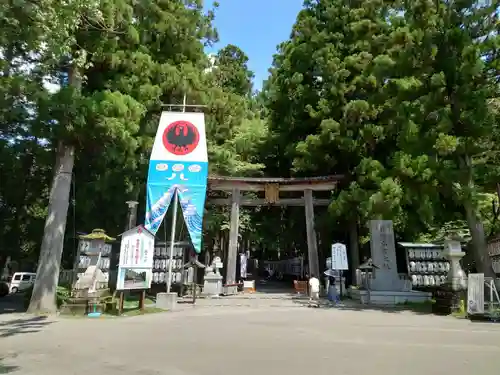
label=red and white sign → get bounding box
[118,225,155,269]
[162,120,200,156]
[150,112,207,162]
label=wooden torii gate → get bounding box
[208,175,343,294]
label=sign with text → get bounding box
[117,225,155,290]
[467,273,485,315]
[331,243,348,270]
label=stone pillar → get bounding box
[125,200,139,230]
[225,187,240,294]
[369,220,404,291]
[444,239,467,313]
[434,239,467,315]
[304,189,319,277]
[443,239,467,291]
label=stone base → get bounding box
[156,292,177,310]
[60,303,88,316]
[433,288,465,315]
[350,288,431,305]
[203,274,223,297]
[222,285,238,296]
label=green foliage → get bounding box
[0,0,266,273]
[384,0,500,274]
[418,193,500,243]
[23,285,71,309]
[264,0,500,264]
[211,44,254,97]
[265,0,421,233]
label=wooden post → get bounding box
[192,270,197,304]
[71,242,82,290]
[225,187,240,293]
[304,189,320,278]
[139,290,145,312]
[118,291,124,315]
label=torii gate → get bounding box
[208,175,344,294]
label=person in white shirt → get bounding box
[308,274,320,302]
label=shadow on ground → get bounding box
[0,315,53,338]
[0,357,18,374]
[255,280,296,294]
[291,298,435,315]
[0,294,26,315]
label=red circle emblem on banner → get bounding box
[162,120,200,156]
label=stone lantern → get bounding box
[443,238,467,292]
[433,236,467,314]
[61,229,115,316]
[74,229,115,295]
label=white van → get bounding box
[9,272,36,294]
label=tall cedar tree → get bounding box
[388,0,500,278]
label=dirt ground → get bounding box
[1,295,500,375]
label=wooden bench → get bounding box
[294,280,308,295]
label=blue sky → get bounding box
[205,0,305,91]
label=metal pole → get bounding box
[166,190,179,293]
[339,270,343,299]
[166,93,184,293]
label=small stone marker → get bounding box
[467,273,484,315]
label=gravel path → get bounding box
[1,297,500,375]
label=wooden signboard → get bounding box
[117,225,155,291]
[116,225,155,314]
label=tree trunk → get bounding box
[463,200,496,277]
[27,141,75,314]
[460,155,497,284]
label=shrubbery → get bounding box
[23,285,71,309]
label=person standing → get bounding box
[308,274,320,304]
[328,274,341,304]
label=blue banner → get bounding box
[144,112,208,253]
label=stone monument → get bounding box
[369,220,406,291]
[350,219,431,305]
[203,256,223,297]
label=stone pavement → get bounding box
[1,296,500,375]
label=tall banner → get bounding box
[144,112,208,253]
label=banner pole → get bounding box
[166,94,185,293]
[166,190,179,293]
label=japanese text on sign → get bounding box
[331,243,349,270]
